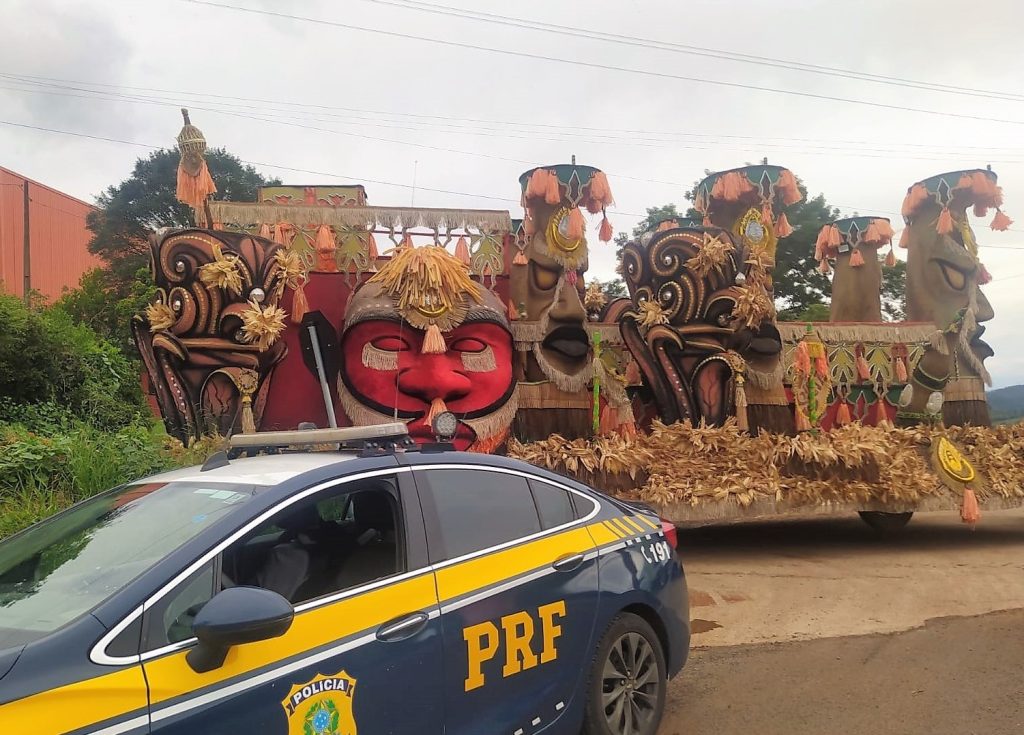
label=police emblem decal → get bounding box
[282,671,357,735]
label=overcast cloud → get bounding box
[3,0,1024,386]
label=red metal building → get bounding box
[0,166,100,301]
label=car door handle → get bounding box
[552,552,586,572]
[376,611,430,642]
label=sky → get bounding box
[3,0,1024,386]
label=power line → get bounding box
[7,71,1024,156]
[179,0,1024,127]
[360,0,1024,104]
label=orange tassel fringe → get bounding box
[454,236,471,265]
[902,184,929,217]
[599,215,613,243]
[827,225,842,247]
[425,397,448,427]
[818,259,831,274]
[291,281,309,324]
[937,208,953,235]
[507,299,519,321]
[512,249,528,266]
[795,405,811,432]
[544,170,561,205]
[834,401,852,426]
[258,223,272,239]
[895,356,908,383]
[849,248,865,267]
[567,207,585,240]
[961,487,980,527]
[422,323,446,354]
[991,209,1013,231]
[175,158,217,210]
[777,169,802,205]
[315,225,338,272]
[775,212,793,237]
[526,169,549,199]
[367,232,379,260]
[588,171,614,208]
[856,352,871,382]
[885,247,897,267]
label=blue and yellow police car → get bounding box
[0,420,689,735]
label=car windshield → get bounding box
[0,480,261,649]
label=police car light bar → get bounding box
[229,422,409,450]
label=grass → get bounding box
[0,421,223,539]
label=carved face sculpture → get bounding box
[511,165,616,386]
[338,247,517,451]
[133,229,289,442]
[619,226,779,426]
[904,170,1002,376]
[817,217,894,322]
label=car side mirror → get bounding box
[186,586,294,673]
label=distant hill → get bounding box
[987,385,1024,424]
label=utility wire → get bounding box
[360,0,1024,104]
[179,0,1024,127]
[4,119,1019,245]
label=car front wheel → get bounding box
[582,612,667,735]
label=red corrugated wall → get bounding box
[0,166,100,301]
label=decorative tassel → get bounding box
[777,169,802,205]
[599,215,613,243]
[734,377,749,432]
[273,222,291,246]
[527,169,549,199]
[974,203,988,218]
[589,171,614,207]
[315,224,337,272]
[625,360,641,384]
[895,356,908,383]
[567,207,585,239]
[617,420,637,438]
[972,171,997,199]
[827,225,842,247]
[367,232,379,260]
[711,171,752,202]
[258,223,271,239]
[794,341,811,375]
[875,219,895,241]
[937,207,953,235]
[524,214,536,236]
[864,220,881,243]
[990,209,1013,231]
[899,227,909,248]
[902,183,929,217]
[241,394,256,434]
[566,270,579,286]
[507,299,518,321]
[814,227,827,260]
[834,401,852,426]
[961,487,980,527]
[175,157,217,210]
[978,263,992,284]
[814,353,828,381]
[599,404,617,436]
[425,397,447,427]
[885,247,897,267]
[422,323,446,354]
[291,280,309,324]
[544,170,561,205]
[849,248,865,267]
[774,212,793,237]
[795,405,811,432]
[818,259,831,274]
[454,236,471,265]
[512,249,528,265]
[856,348,871,381]
[761,202,774,229]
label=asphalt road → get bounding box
[659,509,1024,734]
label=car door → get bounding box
[140,469,445,734]
[415,464,600,735]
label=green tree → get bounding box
[56,268,156,355]
[881,259,907,321]
[87,148,278,284]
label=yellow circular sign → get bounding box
[937,436,975,483]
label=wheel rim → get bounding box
[601,631,660,735]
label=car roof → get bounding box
[140,452,358,487]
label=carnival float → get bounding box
[134,110,1024,529]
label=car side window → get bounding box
[141,476,405,652]
[529,479,577,530]
[424,469,541,562]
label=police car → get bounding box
[0,420,689,735]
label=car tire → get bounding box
[858,511,914,532]
[581,612,667,735]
